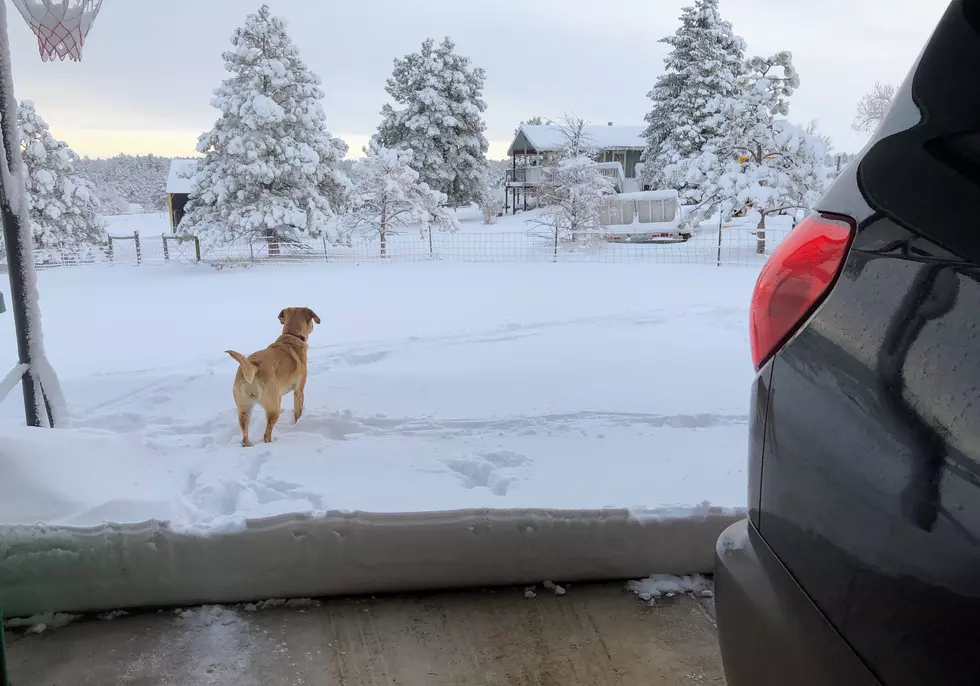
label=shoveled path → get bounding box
[6,583,725,685]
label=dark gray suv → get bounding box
[714,1,980,684]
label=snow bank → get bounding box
[0,426,185,527]
[0,505,740,617]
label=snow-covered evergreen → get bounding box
[676,52,832,249]
[530,117,615,252]
[343,142,459,257]
[17,100,104,256]
[375,37,488,207]
[76,154,172,212]
[181,4,352,251]
[641,0,745,197]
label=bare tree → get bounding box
[853,82,896,134]
[527,115,615,259]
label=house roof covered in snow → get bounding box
[167,158,199,195]
[507,124,646,156]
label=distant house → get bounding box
[504,123,647,213]
[166,158,199,232]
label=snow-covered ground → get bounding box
[105,211,171,237]
[0,259,757,533]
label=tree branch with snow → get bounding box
[673,51,832,251]
[343,142,459,258]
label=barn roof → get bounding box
[167,158,199,194]
[507,124,646,155]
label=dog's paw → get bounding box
[293,414,301,424]
[242,440,252,448]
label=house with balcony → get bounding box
[504,123,648,213]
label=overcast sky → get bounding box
[8,0,950,160]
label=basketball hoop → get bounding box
[10,0,104,62]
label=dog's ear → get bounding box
[278,309,286,324]
[309,309,321,325]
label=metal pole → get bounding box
[716,210,723,267]
[0,5,45,427]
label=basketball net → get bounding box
[10,0,104,62]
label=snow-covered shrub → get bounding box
[475,166,502,224]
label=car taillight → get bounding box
[749,213,855,370]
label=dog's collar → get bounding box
[283,332,307,343]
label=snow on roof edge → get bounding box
[510,124,647,155]
[167,158,200,194]
[616,189,680,202]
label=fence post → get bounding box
[193,236,201,262]
[716,213,723,267]
[162,235,169,261]
[133,231,142,265]
[107,236,114,262]
[321,234,328,262]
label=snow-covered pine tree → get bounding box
[17,100,105,259]
[74,156,130,213]
[375,37,489,208]
[641,0,745,198]
[117,155,171,211]
[76,154,173,213]
[181,4,352,253]
[530,116,615,257]
[676,52,832,252]
[344,142,459,258]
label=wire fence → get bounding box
[7,225,789,271]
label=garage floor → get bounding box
[6,583,725,685]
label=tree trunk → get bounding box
[380,204,387,259]
[756,212,767,255]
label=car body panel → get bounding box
[714,519,881,686]
[717,2,980,684]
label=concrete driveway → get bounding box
[6,583,725,685]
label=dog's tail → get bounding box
[225,350,257,384]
